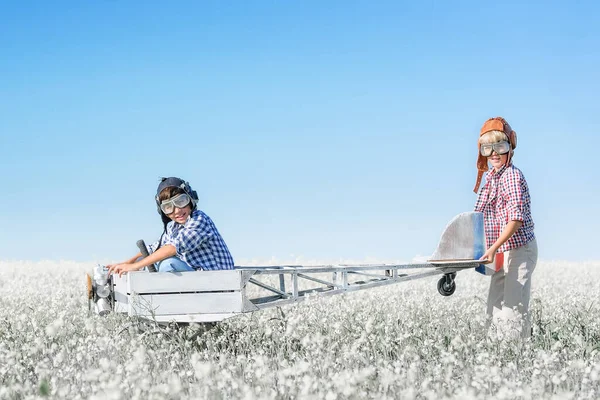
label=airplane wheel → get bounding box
[437,275,456,296]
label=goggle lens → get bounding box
[160,194,191,214]
[480,141,511,157]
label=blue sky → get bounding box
[1,1,598,263]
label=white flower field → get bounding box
[1,260,600,399]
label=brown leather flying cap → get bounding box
[473,117,518,193]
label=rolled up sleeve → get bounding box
[505,171,525,222]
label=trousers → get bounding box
[487,238,538,338]
[156,257,195,273]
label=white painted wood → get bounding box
[430,260,480,265]
[128,292,244,316]
[111,274,129,314]
[114,299,129,313]
[112,273,128,293]
[126,270,242,294]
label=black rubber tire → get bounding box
[437,276,456,296]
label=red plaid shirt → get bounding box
[474,164,535,252]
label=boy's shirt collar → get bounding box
[169,209,200,229]
[487,163,509,179]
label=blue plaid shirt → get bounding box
[148,209,235,270]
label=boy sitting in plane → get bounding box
[108,177,234,276]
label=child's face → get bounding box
[487,149,509,171]
[167,204,192,224]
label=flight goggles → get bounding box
[480,141,511,157]
[160,193,191,214]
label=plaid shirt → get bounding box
[474,164,535,253]
[148,209,235,270]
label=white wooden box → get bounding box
[111,270,257,323]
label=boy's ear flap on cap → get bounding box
[474,155,489,193]
[161,213,171,226]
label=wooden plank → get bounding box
[126,270,242,294]
[129,292,244,316]
[113,298,129,313]
[114,291,129,304]
[112,274,128,292]
[430,260,481,267]
[112,274,129,314]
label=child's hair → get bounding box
[479,130,509,144]
[158,186,186,204]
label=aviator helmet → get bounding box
[155,177,199,225]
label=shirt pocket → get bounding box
[496,189,511,222]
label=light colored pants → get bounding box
[156,257,194,273]
[487,238,538,338]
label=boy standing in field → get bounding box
[108,177,234,276]
[473,117,538,338]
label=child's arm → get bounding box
[479,220,523,263]
[108,245,177,276]
[105,252,142,271]
[125,252,142,264]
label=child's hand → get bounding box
[479,249,496,264]
[108,263,139,277]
